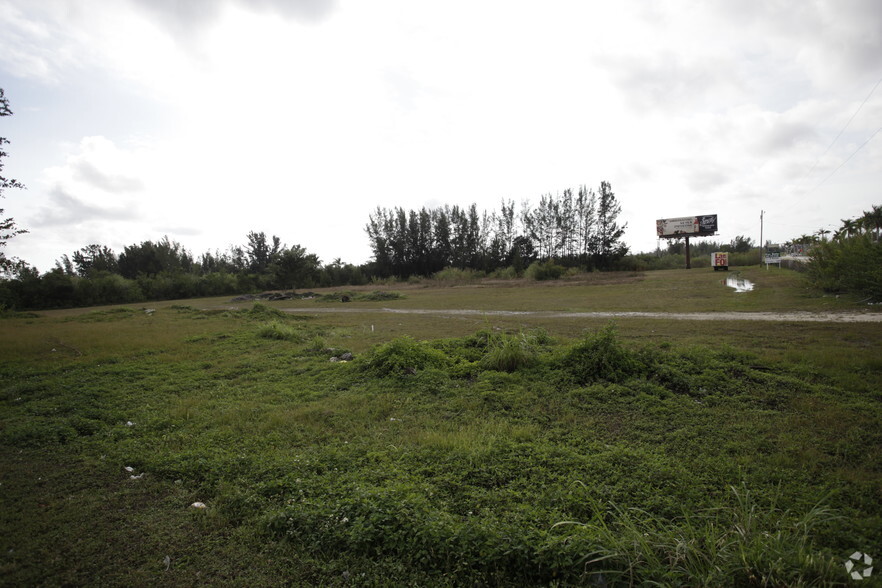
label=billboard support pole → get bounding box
[685,236,691,269]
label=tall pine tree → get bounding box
[595,181,627,269]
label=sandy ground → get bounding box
[274,307,882,323]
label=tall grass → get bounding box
[255,320,305,341]
[479,331,537,372]
[552,485,840,585]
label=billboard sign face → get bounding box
[656,214,717,238]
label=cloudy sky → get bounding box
[1,0,880,271]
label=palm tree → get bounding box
[835,218,860,240]
[859,205,882,240]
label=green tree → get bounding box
[118,236,193,278]
[270,245,320,289]
[1,88,27,272]
[595,181,628,268]
[245,231,282,274]
[365,207,394,277]
[71,244,118,277]
[858,204,882,240]
[730,235,754,253]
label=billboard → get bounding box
[656,214,718,238]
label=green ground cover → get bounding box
[1,269,881,586]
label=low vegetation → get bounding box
[2,277,880,584]
[807,207,882,301]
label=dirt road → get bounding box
[276,307,882,323]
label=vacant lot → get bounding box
[2,267,880,586]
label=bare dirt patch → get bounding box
[272,307,882,323]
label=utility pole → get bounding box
[760,210,764,267]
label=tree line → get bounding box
[1,181,628,310]
[0,232,367,310]
[365,181,627,278]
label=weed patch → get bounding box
[1,297,880,585]
[360,336,450,377]
[255,320,306,342]
[562,324,640,383]
[479,331,538,373]
[65,307,136,322]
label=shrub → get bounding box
[525,260,566,281]
[808,233,882,300]
[432,267,484,282]
[486,265,519,279]
[561,324,640,383]
[362,336,450,377]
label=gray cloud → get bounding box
[74,160,145,193]
[248,0,337,22]
[757,120,818,153]
[610,1,882,114]
[683,165,732,193]
[130,0,337,39]
[600,52,736,113]
[711,0,882,82]
[32,185,138,227]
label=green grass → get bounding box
[1,272,881,586]
[234,265,873,315]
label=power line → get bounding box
[811,125,882,191]
[801,75,882,181]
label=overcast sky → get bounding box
[2,0,881,271]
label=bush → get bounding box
[808,234,882,300]
[432,267,484,282]
[525,260,566,281]
[362,336,450,377]
[561,324,640,384]
[486,265,519,279]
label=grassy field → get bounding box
[1,267,881,586]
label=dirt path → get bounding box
[274,307,882,323]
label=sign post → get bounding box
[764,245,781,268]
